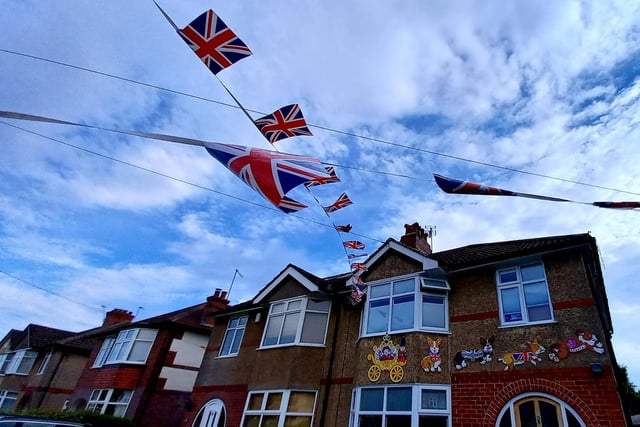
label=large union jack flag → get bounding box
[179,9,252,75]
[343,240,365,250]
[323,192,353,213]
[254,104,313,143]
[434,173,517,196]
[304,166,340,188]
[204,142,333,213]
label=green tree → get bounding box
[618,364,640,415]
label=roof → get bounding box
[0,324,79,352]
[429,233,596,271]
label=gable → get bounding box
[253,265,321,304]
[358,240,438,283]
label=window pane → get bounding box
[266,392,282,410]
[421,389,447,410]
[229,318,239,328]
[263,315,284,346]
[422,279,448,289]
[499,269,518,283]
[284,416,312,427]
[306,299,330,312]
[239,316,248,326]
[231,329,244,353]
[498,408,512,427]
[501,287,523,322]
[137,329,157,340]
[367,300,389,334]
[393,279,414,294]
[418,415,448,427]
[387,415,412,427]
[243,415,260,427]
[370,283,390,299]
[359,415,382,427]
[521,264,545,282]
[387,387,412,411]
[524,282,552,321]
[391,295,414,331]
[301,312,328,344]
[360,388,384,411]
[287,300,302,311]
[422,295,445,329]
[517,401,536,425]
[279,312,300,344]
[220,330,235,355]
[287,392,315,412]
[128,341,152,362]
[271,303,286,314]
[539,400,560,427]
[247,393,263,410]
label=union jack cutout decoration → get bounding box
[254,104,313,144]
[204,142,333,213]
[304,166,340,188]
[351,262,368,272]
[335,224,352,233]
[323,192,353,213]
[179,9,252,75]
[344,240,365,250]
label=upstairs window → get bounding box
[497,263,554,326]
[36,350,53,375]
[93,328,157,367]
[260,297,331,348]
[0,349,38,375]
[219,316,248,357]
[362,276,449,336]
[93,337,115,367]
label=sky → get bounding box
[1,0,640,387]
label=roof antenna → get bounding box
[228,269,243,299]
[135,306,144,318]
[101,305,107,321]
[427,225,437,251]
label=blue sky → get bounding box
[2,0,640,386]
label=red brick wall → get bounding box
[187,384,249,427]
[452,366,625,427]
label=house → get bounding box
[68,291,229,427]
[183,223,627,427]
[0,324,91,412]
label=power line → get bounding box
[2,48,638,197]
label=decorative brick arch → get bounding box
[481,378,599,427]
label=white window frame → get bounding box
[349,384,451,427]
[495,392,585,427]
[93,337,115,368]
[0,390,19,411]
[0,353,11,375]
[93,328,157,366]
[241,389,317,427]
[86,388,133,417]
[219,315,248,357]
[36,350,53,375]
[192,398,226,427]
[496,263,554,327]
[259,297,331,349]
[1,349,38,375]
[361,274,449,337]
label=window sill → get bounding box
[215,353,240,359]
[498,320,556,329]
[257,343,327,351]
[358,329,451,340]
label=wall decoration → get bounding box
[548,330,605,362]
[454,335,495,369]
[367,335,406,383]
[498,338,546,371]
[421,337,443,373]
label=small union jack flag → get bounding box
[351,262,368,272]
[203,142,332,213]
[323,192,353,213]
[304,166,340,188]
[592,201,640,209]
[347,253,367,259]
[179,9,252,75]
[335,224,352,233]
[343,240,365,250]
[254,104,313,143]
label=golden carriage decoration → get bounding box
[367,334,407,383]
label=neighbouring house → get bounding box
[68,291,230,427]
[183,223,627,427]
[0,324,91,412]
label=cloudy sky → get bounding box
[2,0,640,385]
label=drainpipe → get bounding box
[318,296,342,427]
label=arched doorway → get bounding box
[193,398,226,427]
[496,393,585,427]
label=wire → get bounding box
[2,48,638,196]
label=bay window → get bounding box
[93,328,157,367]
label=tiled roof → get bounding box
[429,233,595,271]
[4,324,79,351]
[135,302,208,329]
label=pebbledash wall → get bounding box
[182,227,627,427]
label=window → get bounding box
[241,390,316,427]
[36,350,53,375]
[496,393,585,427]
[260,298,331,348]
[87,388,133,417]
[0,349,38,375]
[193,399,226,427]
[92,328,157,367]
[497,263,553,326]
[219,316,248,357]
[0,390,18,411]
[350,385,450,426]
[362,276,449,336]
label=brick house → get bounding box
[0,324,91,412]
[68,291,229,427]
[183,224,627,427]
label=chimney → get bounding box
[103,308,134,327]
[400,222,432,255]
[203,288,231,325]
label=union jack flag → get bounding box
[335,224,352,233]
[304,166,340,188]
[343,240,365,250]
[592,201,640,209]
[351,262,368,272]
[179,9,252,75]
[347,253,367,259]
[323,192,353,213]
[254,104,313,143]
[433,173,517,196]
[203,142,332,213]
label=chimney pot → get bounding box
[400,222,432,255]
